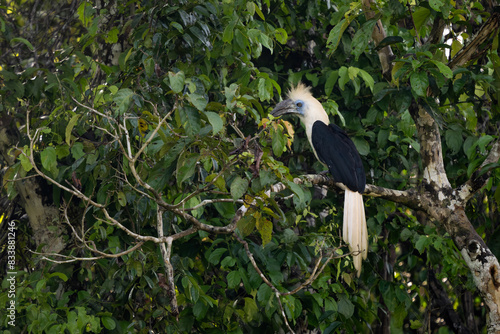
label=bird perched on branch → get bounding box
[271,83,367,276]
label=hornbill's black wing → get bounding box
[311,121,366,193]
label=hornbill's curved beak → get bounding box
[270,99,297,117]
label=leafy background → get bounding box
[1,0,499,333]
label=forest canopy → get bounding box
[1,0,500,333]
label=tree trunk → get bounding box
[0,115,66,253]
[408,103,500,331]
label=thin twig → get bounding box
[234,233,295,334]
[157,207,179,317]
[30,242,144,263]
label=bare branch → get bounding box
[282,247,351,296]
[132,100,178,162]
[30,242,145,263]
[157,208,179,317]
[234,233,295,334]
[183,198,245,211]
[72,97,117,125]
[273,174,422,210]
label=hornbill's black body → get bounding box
[271,83,367,276]
[311,121,366,193]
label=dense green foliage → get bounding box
[1,0,500,333]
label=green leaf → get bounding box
[412,7,431,33]
[351,137,370,156]
[187,93,208,111]
[410,71,428,97]
[243,297,259,322]
[429,0,444,12]
[282,229,298,243]
[227,271,242,289]
[257,283,273,303]
[415,235,430,254]
[250,29,272,52]
[179,106,201,137]
[106,27,119,43]
[223,18,237,43]
[236,215,256,237]
[113,88,134,115]
[476,135,494,153]
[41,147,57,172]
[144,57,155,77]
[357,68,374,92]
[206,173,226,191]
[35,279,47,293]
[10,37,34,51]
[19,149,33,172]
[324,322,342,334]
[167,71,185,93]
[325,70,339,97]
[258,77,272,101]
[285,180,307,211]
[189,281,200,303]
[47,272,69,281]
[327,18,349,54]
[207,248,226,265]
[271,127,287,157]
[221,256,236,268]
[193,300,208,320]
[400,228,413,242]
[274,28,288,44]
[254,4,265,20]
[65,114,80,145]
[394,89,412,113]
[77,2,93,26]
[234,28,248,51]
[390,305,407,332]
[410,319,423,330]
[351,20,377,60]
[451,39,462,58]
[338,66,349,90]
[246,2,256,16]
[256,217,272,246]
[337,294,354,319]
[205,111,224,134]
[176,153,199,186]
[445,129,463,154]
[117,191,127,206]
[430,60,453,79]
[230,176,248,200]
[101,316,116,330]
[71,142,85,160]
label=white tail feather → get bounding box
[343,190,367,277]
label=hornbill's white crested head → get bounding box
[271,83,330,143]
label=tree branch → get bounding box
[157,207,179,318]
[277,174,422,210]
[448,12,500,70]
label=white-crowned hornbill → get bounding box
[271,83,367,276]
